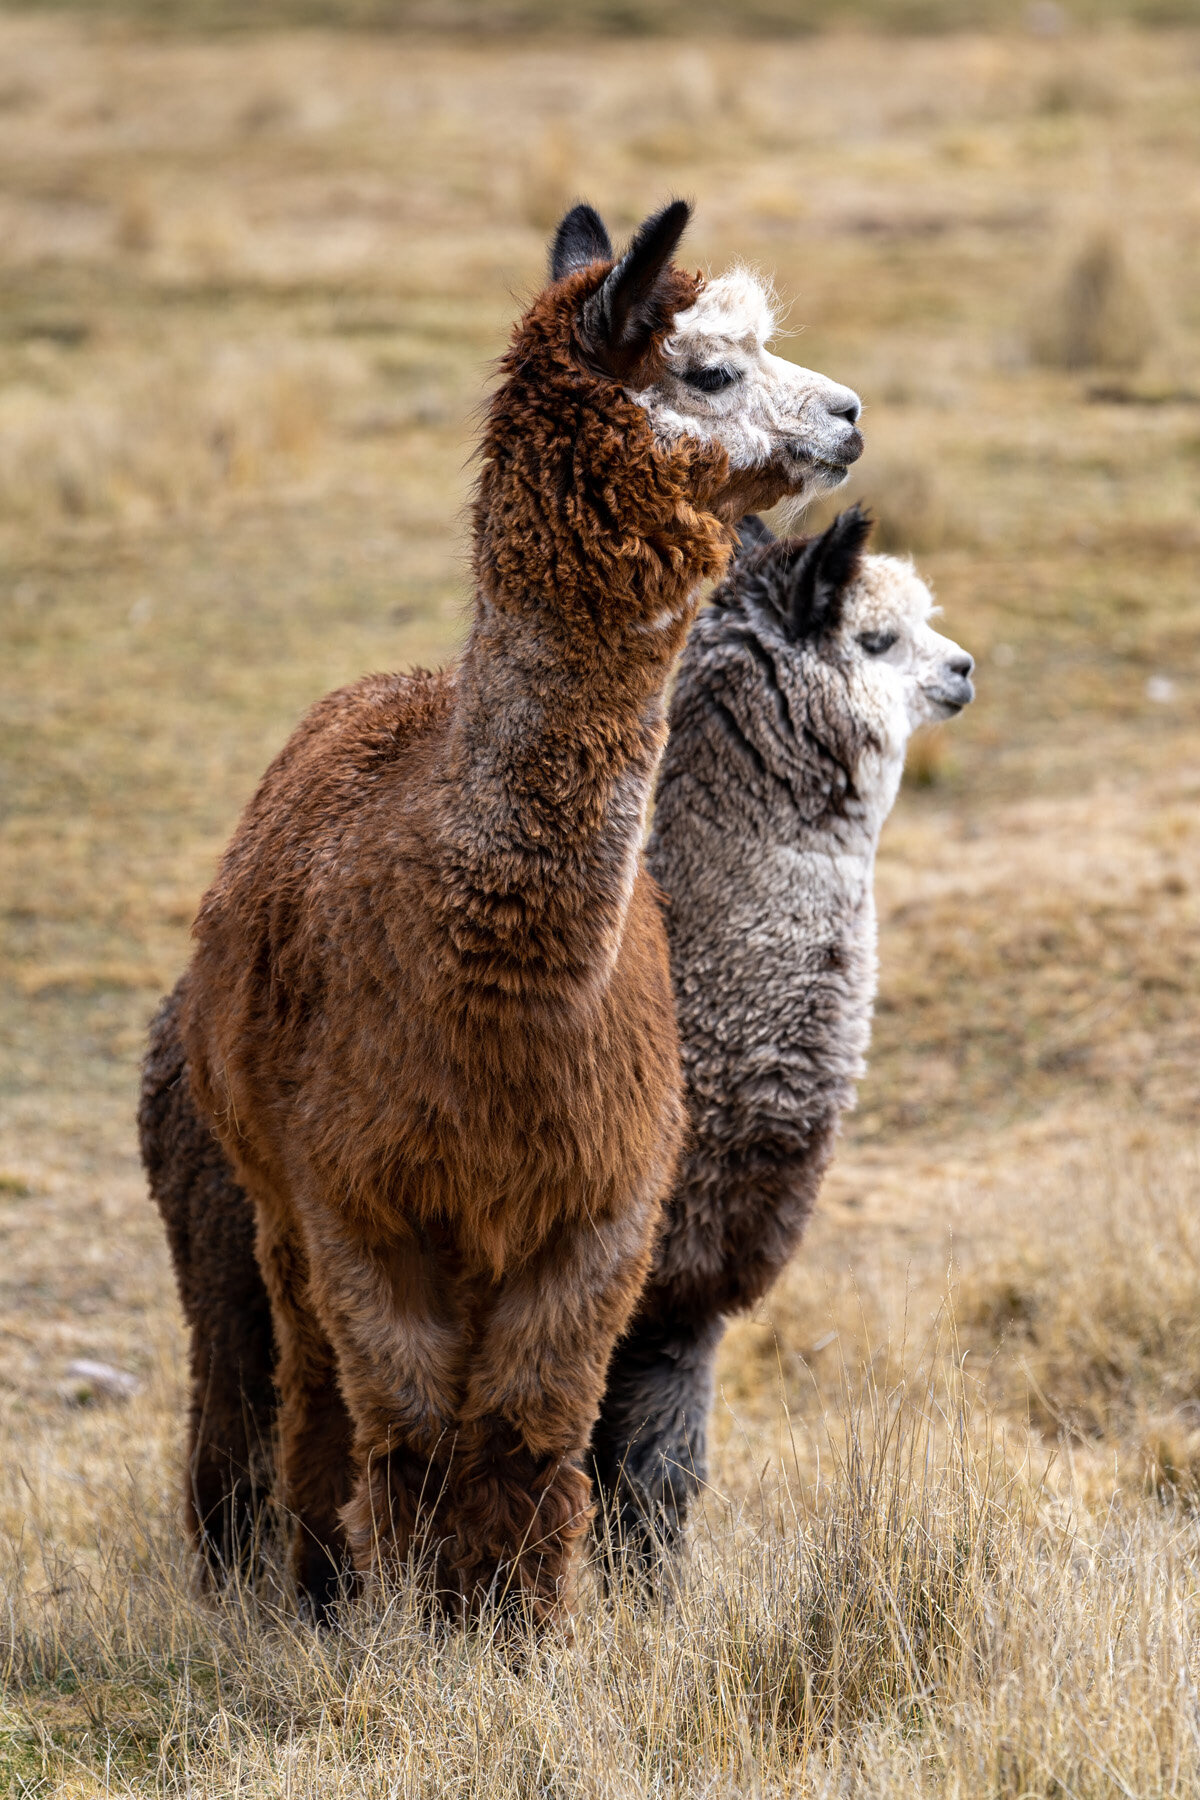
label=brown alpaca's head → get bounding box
[474,201,864,618]
[548,200,864,523]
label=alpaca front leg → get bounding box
[255,1211,355,1619]
[590,1309,725,1578]
[449,1205,658,1625]
[292,1207,466,1590]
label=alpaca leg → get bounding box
[255,1212,355,1619]
[139,984,278,1583]
[591,1310,725,1577]
[185,1276,276,1584]
[288,1207,466,1593]
[448,1206,659,1626]
[175,1147,276,1581]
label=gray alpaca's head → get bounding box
[721,506,974,772]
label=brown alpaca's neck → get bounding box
[425,275,733,999]
[433,587,685,999]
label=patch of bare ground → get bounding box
[2,15,1199,1794]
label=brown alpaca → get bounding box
[152,201,864,1623]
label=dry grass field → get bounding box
[2,9,1200,1794]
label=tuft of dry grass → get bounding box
[0,343,364,525]
[0,1364,1009,1794]
[960,1139,1200,1503]
[1031,229,1159,372]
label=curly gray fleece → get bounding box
[591,505,975,1567]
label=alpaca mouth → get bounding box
[786,425,863,484]
[926,679,975,714]
[783,447,858,493]
[793,457,853,498]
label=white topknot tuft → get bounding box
[665,265,778,355]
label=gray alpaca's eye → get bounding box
[858,630,898,656]
[683,365,740,394]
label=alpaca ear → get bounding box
[711,512,777,611]
[550,203,614,282]
[733,513,777,561]
[584,198,692,368]
[784,505,872,640]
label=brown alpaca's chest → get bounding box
[192,904,682,1268]
[183,691,684,1267]
[289,889,683,1253]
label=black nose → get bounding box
[948,651,974,678]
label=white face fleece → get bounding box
[630,266,863,510]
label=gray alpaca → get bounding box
[590,506,975,1562]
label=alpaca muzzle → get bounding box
[927,651,976,714]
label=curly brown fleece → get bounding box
[163,208,752,1626]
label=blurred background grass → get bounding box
[8,0,1200,30]
[1,4,1199,1791]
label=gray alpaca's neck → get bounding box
[648,603,904,1139]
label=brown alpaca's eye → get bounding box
[858,630,898,656]
[683,365,740,394]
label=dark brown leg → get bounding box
[139,982,278,1585]
[448,1200,659,1626]
[184,1289,276,1583]
[290,1206,466,1603]
[255,1210,355,1620]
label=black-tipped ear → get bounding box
[713,516,776,609]
[733,514,777,561]
[587,198,691,357]
[786,505,872,639]
[550,203,614,283]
